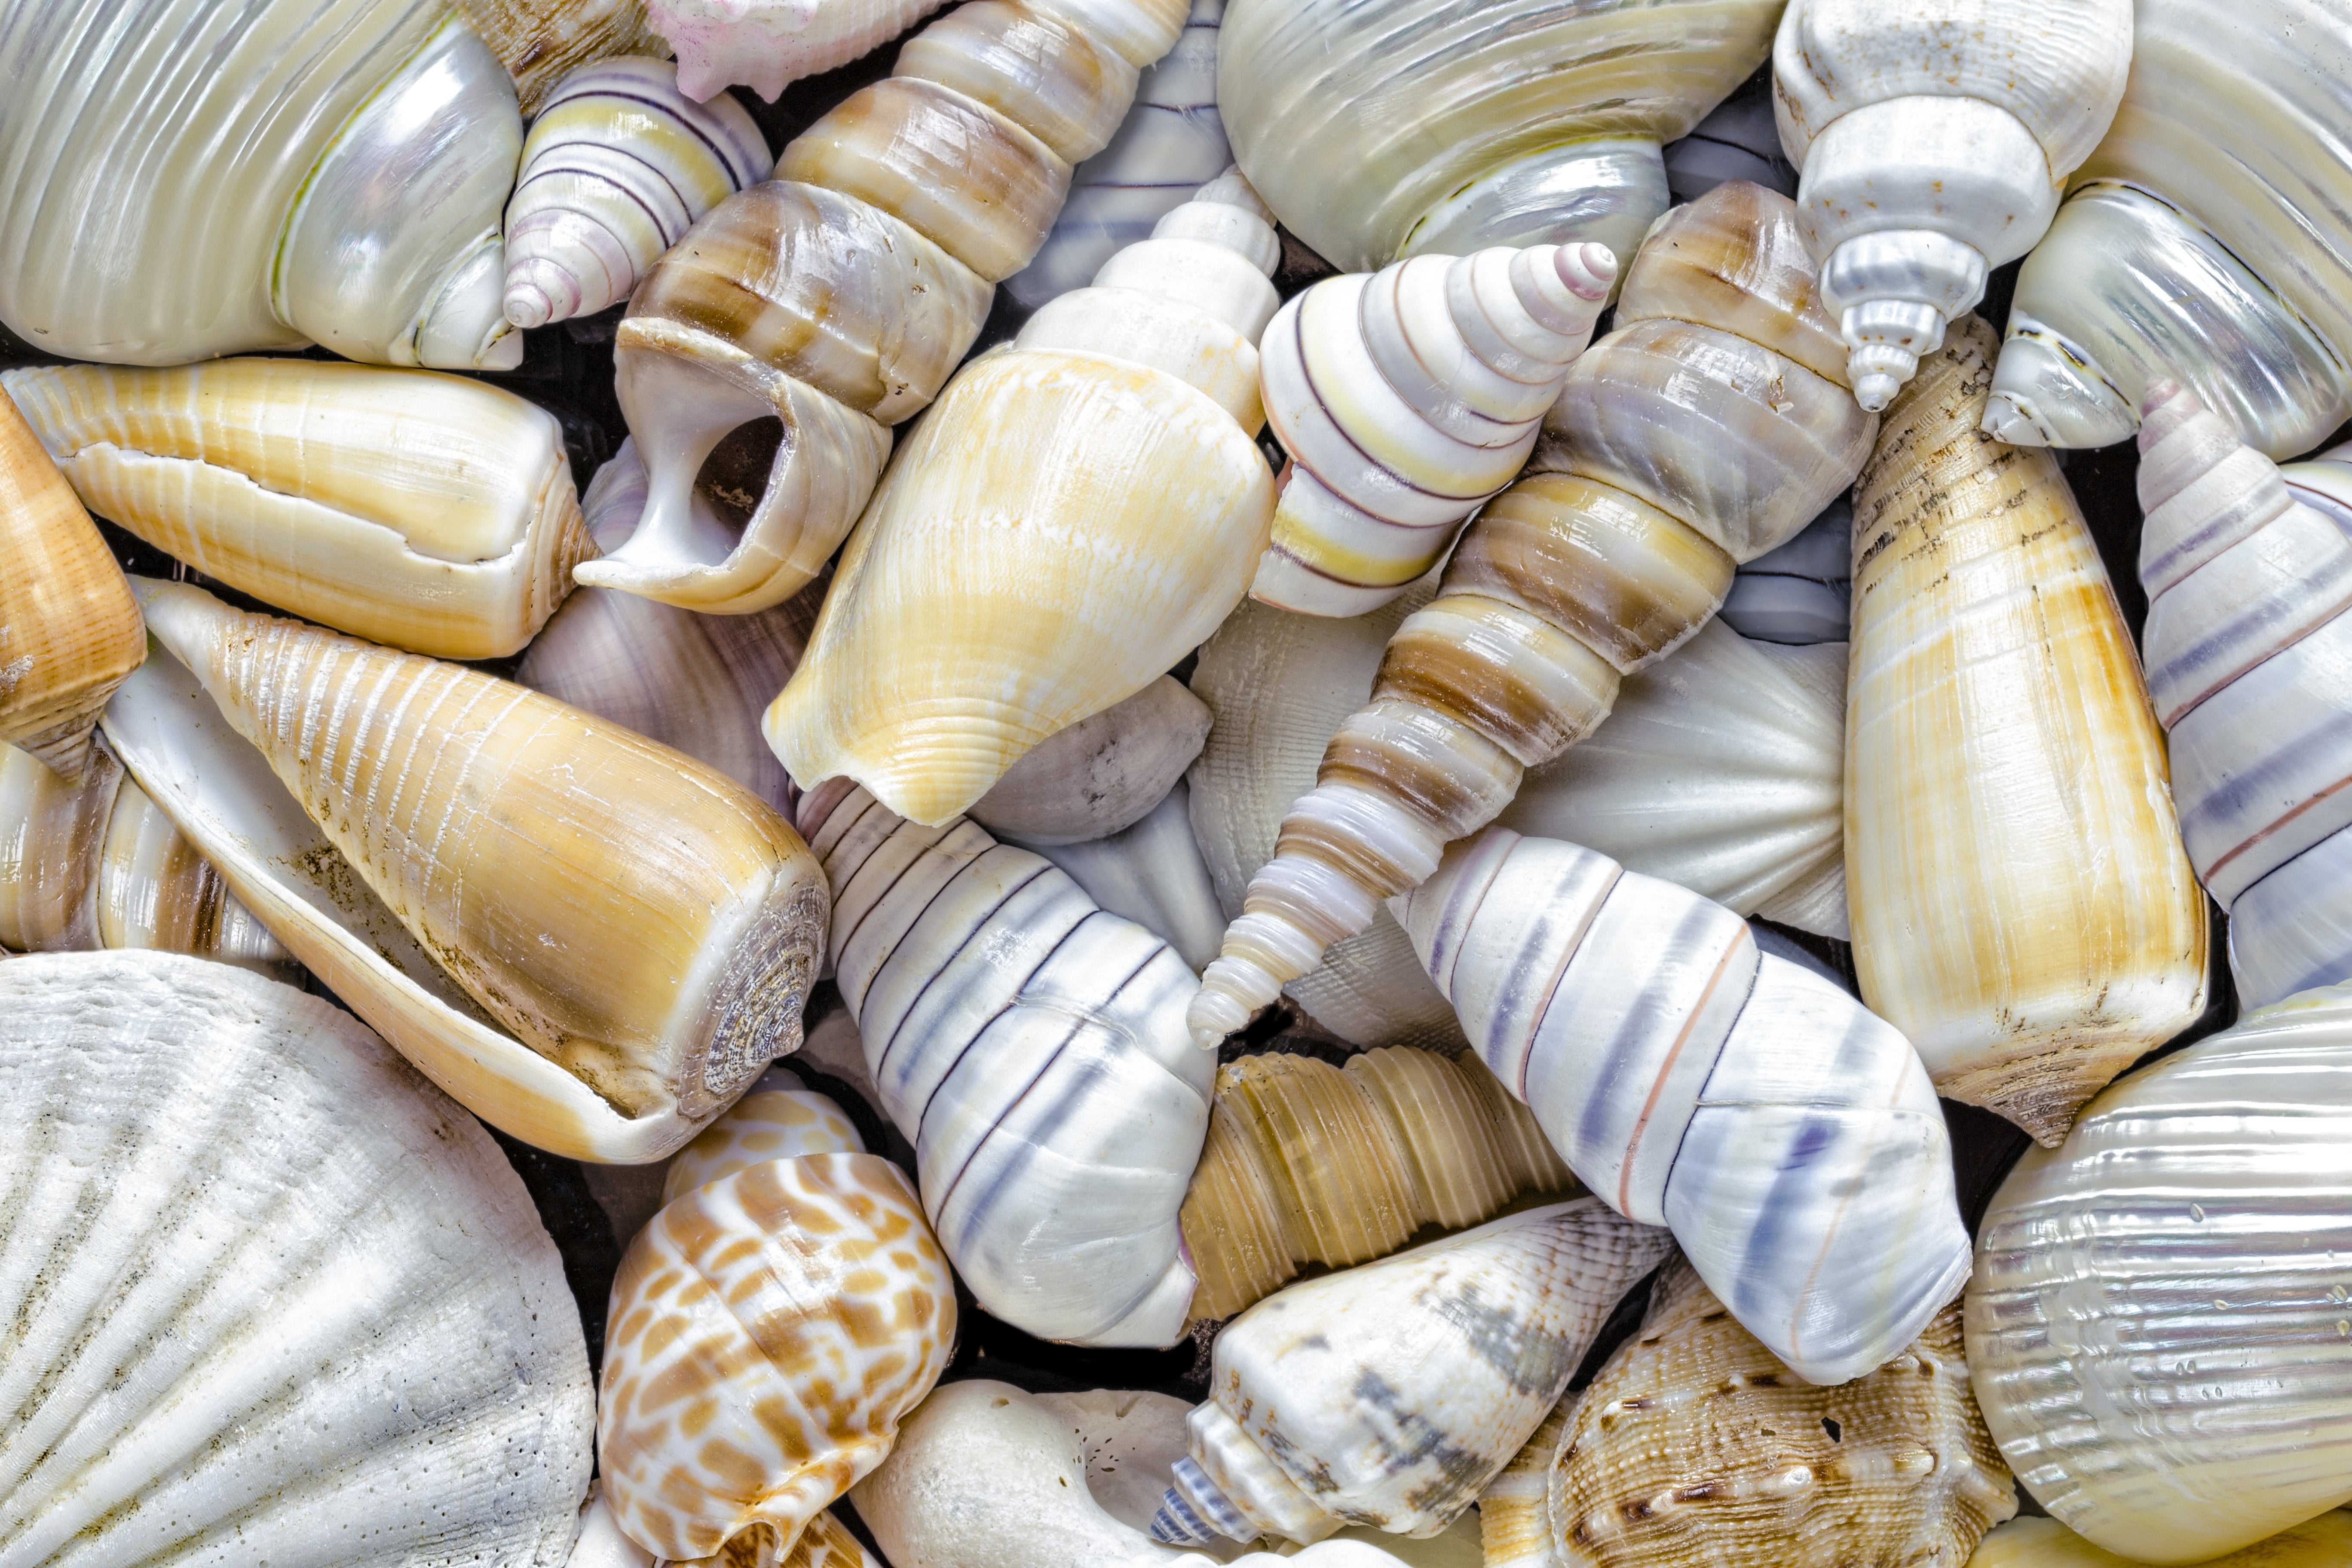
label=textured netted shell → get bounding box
[0,950,594,1562]
[660,1067,866,1206]
[1965,986,2352,1564]
[1846,320,2207,1145]
[1547,1257,2014,1568]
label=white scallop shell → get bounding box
[0,949,593,1562]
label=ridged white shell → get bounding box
[0,949,594,1563]
[651,0,952,100]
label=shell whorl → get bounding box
[501,57,769,329]
[1186,180,1873,1048]
[1177,1045,1577,1324]
[1250,242,1615,618]
[794,779,1213,1347]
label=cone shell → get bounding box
[3,359,592,662]
[1845,317,2207,1146]
[599,1150,956,1564]
[0,950,594,1561]
[0,386,143,783]
[1548,1258,2014,1568]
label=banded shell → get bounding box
[1719,498,1851,645]
[1188,181,1875,1046]
[796,779,1214,1346]
[1545,1257,2014,1567]
[1965,985,2352,1564]
[1773,0,2134,410]
[763,173,1279,823]
[0,949,594,1562]
[0,2,524,370]
[1179,1044,1577,1325]
[599,1148,955,1564]
[1151,1198,1674,1546]
[1250,242,1614,617]
[452,0,671,114]
[1014,778,1229,973]
[651,0,949,100]
[591,0,1186,612]
[3,359,593,662]
[0,384,142,783]
[501,56,769,328]
[1846,319,2207,1145]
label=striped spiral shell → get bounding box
[1187,180,1874,1048]
[1250,242,1615,618]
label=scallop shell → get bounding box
[1772,0,2133,410]
[763,173,1279,824]
[0,949,594,1562]
[454,0,672,114]
[502,56,769,328]
[1845,318,2208,1145]
[796,779,1214,1347]
[1965,984,2352,1564]
[651,0,949,101]
[2,359,592,662]
[1545,1256,2015,1568]
[599,1148,956,1564]
[1719,497,1851,645]
[969,675,1213,846]
[1216,0,1779,275]
[1968,1514,2352,1568]
[0,385,143,784]
[1188,181,1875,1046]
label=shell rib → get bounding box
[795,779,1214,1346]
[1969,1514,2352,1568]
[1965,984,2352,1564]
[1547,1257,2015,1568]
[0,385,141,784]
[2136,385,2352,1009]
[502,56,769,329]
[1846,320,2207,1146]
[117,578,828,1161]
[3,359,592,662]
[1186,181,1875,1048]
[1984,0,2352,455]
[599,1147,955,1564]
[590,0,1187,613]
[1178,1045,1578,1325]
[454,0,671,114]
[763,172,1279,823]
[1773,0,2133,410]
[1250,241,1615,618]
[1720,497,1850,644]
[0,950,594,1563]
[1216,0,1780,276]
[1151,1198,1674,1547]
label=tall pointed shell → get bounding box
[651,0,948,101]
[1151,1199,1674,1546]
[1216,0,1780,274]
[1548,1257,2014,1568]
[3,360,592,662]
[0,950,593,1561]
[1772,0,2133,410]
[1845,318,2207,1145]
[0,387,142,784]
[502,56,769,328]
[599,1150,956,1564]
[1969,1514,2352,1568]
[125,579,829,1155]
[797,780,1213,1346]
[1965,986,2352,1564]
[453,0,671,115]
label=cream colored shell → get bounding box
[658,1068,866,1206]
[1968,1515,2352,1568]
[453,0,671,114]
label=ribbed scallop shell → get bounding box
[0,950,594,1564]
[0,385,141,784]
[1547,1257,2014,1568]
[1969,1515,2352,1568]
[3,359,592,662]
[1845,318,2208,1146]
[1216,0,1780,274]
[502,56,769,328]
[600,1149,955,1564]
[1965,985,2352,1565]
[796,780,1214,1347]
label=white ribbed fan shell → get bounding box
[0,949,593,1566]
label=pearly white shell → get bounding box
[651,0,952,101]
[1012,780,1229,974]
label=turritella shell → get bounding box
[1845,317,2207,1146]
[1966,984,2352,1565]
[1546,1257,2015,1568]
[3,359,593,662]
[0,949,594,1562]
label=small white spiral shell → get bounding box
[502,57,769,329]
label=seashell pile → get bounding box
[15,0,2352,1563]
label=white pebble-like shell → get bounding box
[651,0,952,101]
